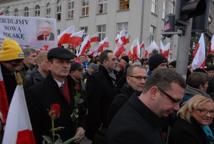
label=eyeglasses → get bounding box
[196,108,214,116]
[128,75,148,81]
[157,86,181,103]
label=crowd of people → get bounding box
[0,37,214,144]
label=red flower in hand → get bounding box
[74,84,81,92]
[49,103,61,119]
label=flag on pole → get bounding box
[147,40,159,54]
[98,37,109,53]
[57,26,75,46]
[114,45,125,57]
[160,41,170,59]
[191,33,206,70]
[90,33,99,43]
[0,66,9,124]
[130,39,140,61]
[77,35,91,57]
[2,84,35,144]
[68,30,84,47]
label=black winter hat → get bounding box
[148,54,167,71]
[121,55,129,64]
[70,62,83,71]
[48,48,75,60]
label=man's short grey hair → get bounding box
[143,68,186,92]
[126,65,146,76]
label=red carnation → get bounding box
[49,103,61,119]
[74,84,81,92]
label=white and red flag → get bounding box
[0,66,9,124]
[130,39,140,61]
[97,37,109,53]
[57,26,75,46]
[140,41,148,58]
[147,40,159,54]
[208,35,214,54]
[90,33,99,43]
[160,41,170,59]
[191,33,206,70]
[2,84,35,144]
[115,29,129,45]
[68,30,84,47]
[114,45,125,57]
[77,35,91,57]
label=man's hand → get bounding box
[74,127,85,143]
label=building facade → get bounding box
[0,0,213,60]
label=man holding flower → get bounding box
[26,48,86,144]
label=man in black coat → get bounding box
[85,50,118,143]
[26,48,86,144]
[107,69,186,144]
[108,65,147,122]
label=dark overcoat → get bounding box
[26,74,85,144]
[85,65,118,140]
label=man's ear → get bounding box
[149,86,159,100]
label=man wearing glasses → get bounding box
[107,68,186,144]
[108,65,147,122]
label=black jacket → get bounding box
[85,65,118,140]
[108,84,139,123]
[107,94,163,144]
[168,117,211,144]
[26,74,86,144]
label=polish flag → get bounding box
[90,33,99,43]
[160,41,170,59]
[57,26,75,46]
[131,39,140,61]
[68,30,84,47]
[208,35,214,54]
[140,41,148,58]
[192,42,200,58]
[0,66,9,124]
[115,30,129,45]
[147,40,159,54]
[98,37,109,53]
[77,35,91,57]
[119,29,129,45]
[2,85,35,144]
[114,45,125,57]
[191,33,206,70]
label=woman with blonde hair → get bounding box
[168,95,214,144]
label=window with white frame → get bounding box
[57,1,62,21]
[97,24,106,40]
[151,0,157,14]
[35,5,40,16]
[149,25,156,42]
[81,0,89,17]
[14,8,18,16]
[116,22,128,33]
[5,9,9,15]
[24,7,29,17]
[68,0,74,19]
[46,3,51,18]
[119,0,129,11]
[97,0,107,14]
[162,0,166,19]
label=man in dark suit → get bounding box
[26,48,86,144]
[107,69,186,144]
[86,50,118,143]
